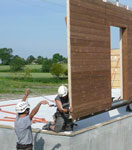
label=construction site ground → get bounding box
[0,93,50,101]
[0,88,128,132]
[1,89,132,150]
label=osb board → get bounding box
[111,49,120,88]
[67,0,132,119]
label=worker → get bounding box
[15,89,48,150]
[42,85,73,132]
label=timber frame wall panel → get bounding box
[67,0,132,119]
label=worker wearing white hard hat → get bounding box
[16,101,30,114]
[15,89,48,150]
[42,85,73,132]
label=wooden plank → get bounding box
[70,0,106,19]
[71,52,110,59]
[71,25,109,37]
[71,46,110,53]
[71,32,109,41]
[70,11,106,26]
[122,28,129,100]
[71,39,109,47]
[70,18,108,31]
[71,0,105,13]
[105,3,132,21]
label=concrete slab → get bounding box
[1,92,132,150]
[1,108,132,150]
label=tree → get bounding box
[10,55,26,71]
[52,53,63,64]
[52,53,67,64]
[41,59,52,72]
[62,57,67,63]
[26,55,36,64]
[0,48,13,65]
[36,56,44,64]
[50,63,64,78]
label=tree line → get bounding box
[0,48,68,78]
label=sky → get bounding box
[0,0,67,59]
[0,0,132,59]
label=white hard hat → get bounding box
[58,85,68,97]
[15,101,30,113]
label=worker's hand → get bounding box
[40,100,49,105]
[69,107,73,113]
[25,89,30,96]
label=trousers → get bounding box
[17,148,32,150]
[16,143,33,150]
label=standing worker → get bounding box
[15,89,48,150]
[43,85,73,132]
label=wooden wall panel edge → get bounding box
[120,28,123,99]
[67,0,72,108]
[122,28,129,100]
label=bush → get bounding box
[10,56,26,72]
[50,63,64,78]
[64,69,68,76]
[23,67,32,78]
[41,59,52,72]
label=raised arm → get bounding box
[22,89,30,102]
[29,100,49,120]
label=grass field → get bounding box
[0,78,61,95]
[0,72,53,78]
[0,65,10,71]
[0,64,42,72]
[25,64,42,69]
[0,64,68,96]
[0,64,67,71]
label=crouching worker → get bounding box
[15,89,48,150]
[43,85,74,132]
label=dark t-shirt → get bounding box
[55,95,70,118]
[55,95,69,109]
